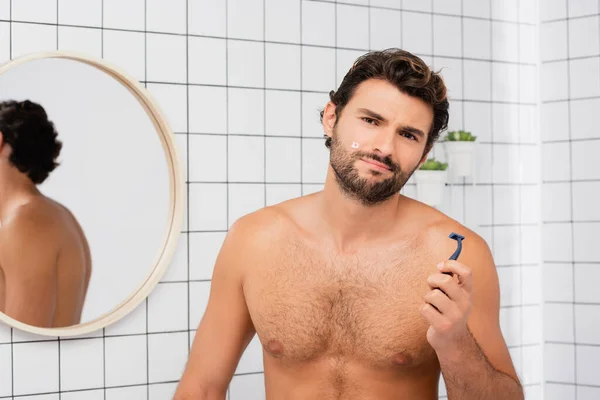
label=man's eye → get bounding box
[362,117,377,125]
[401,132,417,141]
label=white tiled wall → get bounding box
[0,0,548,399]
[541,0,600,398]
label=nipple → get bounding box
[391,352,413,366]
[265,339,284,358]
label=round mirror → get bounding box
[0,51,184,336]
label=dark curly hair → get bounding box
[320,48,449,155]
[0,100,62,184]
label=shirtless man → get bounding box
[175,49,524,399]
[0,100,91,328]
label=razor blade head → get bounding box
[449,232,465,241]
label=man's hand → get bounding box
[420,260,474,357]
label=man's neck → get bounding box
[0,167,39,222]
[317,167,402,253]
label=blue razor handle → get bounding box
[443,232,465,276]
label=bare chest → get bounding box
[244,241,439,369]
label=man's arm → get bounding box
[174,215,259,400]
[436,233,524,400]
[0,215,58,327]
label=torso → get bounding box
[0,196,92,327]
[242,193,464,399]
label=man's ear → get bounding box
[322,101,337,138]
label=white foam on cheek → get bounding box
[351,141,359,149]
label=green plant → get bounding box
[444,130,477,142]
[419,158,448,171]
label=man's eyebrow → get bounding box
[356,108,426,138]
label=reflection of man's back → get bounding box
[0,196,92,328]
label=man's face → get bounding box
[324,79,433,206]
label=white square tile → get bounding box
[519,24,537,65]
[189,281,211,329]
[0,344,11,397]
[492,103,520,143]
[578,386,600,400]
[147,84,187,134]
[541,101,569,142]
[402,12,432,55]
[188,37,226,86]
[403,0,431,12]
[542,223,573,262]
[147,0,185,33]
[19,395,59,400]
[301,0,335,46]
[162,232,188,282]
[463,102,491,142]
[433,57,462,99]
[12,0,56,23]
[542,183,571,222]
[235,335,264,374]
[575,304,600,344]
[57,26,102,58]
[541,62,568,102]
[521,345,542,385]
[229,373,266,400]
[302,92,329,138]
[0,322,10,344]
[499,307,521,346]
[492,63,519,102]
[571,99,600,140]
[492,145,520,184]
[463,60,491,101]
[522,266,541,304]
[188,0,226,36]
[577,345,600,385]
[520,145,540,184]
[570,58,600,99]
[58,0,101,26]
[464,143,492,184]
[148,332,188,383]
[11,22,56,58]
[103,0,144,30]
[519,107,537,144]
[542,142,571,182]
[302,46,336,92]
[569,0,599,18]
[569,16,600,58]
[574,222,600,262]
[266,0,300,43]
[545,384,575,400]
[188,86,227,134]
[105,301,147,336]
[464,184,492,226]
[463,19,491,60]
[545,343,575,382]
[61,390,104,400]
[497,266,521,306]
[189,231,226,280]
[336,48,365,87]
[520,65,537,104]
[575,264,600,302]
[433,0,461,15]
[541,0,567,21]
[302,138,329,183]
[106,386,146,400]
[102,30,145,82]
[0,22,9,65]
[337,4,369,50]
[491,0,518,21]
[265,43,301,90]
[228,40,264,88]
[266,184,302,206]
[446,100,463,133]
[266,137,301,182]
[492,22,519,62]
[524,385,542,400]
[521,226,541,265]
[493,227,521,266]
[148,282,188,333]
[572,181,600,221]
[371,0,401,8]
[10,330,57,344]
[463,0,490,18]
[544,262,573,302]
[228,0,263,40]
[105,336,147,387]
[13,341,59,395]
[493,186,520,224]
[228,183,265,227]
[150,383,178,400]
[60,338,103,391]
[522,305,542,344]
[189,183,228,231]
[0,0,8,19]
[146,33,187,84]
[189,134,227,182]
[541,21,567,62]
[572,140,600,181]
[266,90,301,137]
[228,135,265,182]
[370,8,401,50]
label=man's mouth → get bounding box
[361,157,392,171]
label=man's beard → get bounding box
[329,130,415,206]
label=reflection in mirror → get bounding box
[0,57,171,329]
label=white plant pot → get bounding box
[443,141,476,178]
[413,170,447,207]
